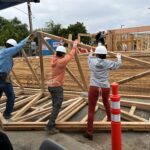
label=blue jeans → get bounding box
[0,80,15,116]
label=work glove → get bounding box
[73,40,78,49]
[116,53,121,59]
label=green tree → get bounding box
[46,20,62,36]
[0,17,29,46]
[67,22,91,43]
[45,20,90,43]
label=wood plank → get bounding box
[57,98,83,121]
[21,49,41,87]
[11,70,23,89]
[40,31,150,67]
[58,101,86,122]
[12,97,79,122]
[37,33,45,92]
[121,100,150,111]
[121,94,150,100]
[129,106,136,115]
[121,110,148,122]
[109,26,150,34]
[12,93,43,119]
[2,122,150,131]
[97,102,148,122]
[74,50,88,90]
[102,116,107,122]
[118,70,150,84]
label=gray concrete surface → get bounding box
[1,129,150,150]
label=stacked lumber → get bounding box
[0,90,150,131]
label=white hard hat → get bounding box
[44,37,51,40]
[56,46,66,53]
[6,39,17,46]
[94,45,107,54]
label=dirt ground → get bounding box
[1,128,150,150]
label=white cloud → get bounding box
[0,0,150,33]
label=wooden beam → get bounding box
[129,106,136,115]
[74,49,88,90]
[66,67,85,91]
[40,31,150,67]
[2,122,150,131]
[118,70,150,84]
[21,49,41,87]
[102,116,107,122]
[11,70,23,89]
[121,100,150,111]
[121,110,148,122]
[98,102,148,122]
[12,93,43,119]
[121,94,150,100]
[57,97,83,122]
[58,101,86,122]
[37,32,45,92]
[109,26,150,34]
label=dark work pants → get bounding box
[87,86,111,135]
[47,86,63,129]
[0,80,15,116]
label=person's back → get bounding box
[88,54,121,88]
[84,45,122,140]
[46,41,78,134]
[47,43,78,87]
[0,37,28,119]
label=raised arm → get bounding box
[61,40,78,64]
[4,38,28,57]
[107,53,122,70]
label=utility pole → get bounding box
[27,0,33,33]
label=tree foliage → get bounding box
[44,20,91,44]
[0,17,29,46]
[46,20,62,36]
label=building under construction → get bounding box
[0,26,150,132]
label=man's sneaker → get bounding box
[3,114,12,120]
[44,126,60,135]
[83,132,93,141]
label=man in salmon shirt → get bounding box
[45,40,78,134]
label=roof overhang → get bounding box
[0,0,40,10]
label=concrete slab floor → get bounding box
[0,129,150,150]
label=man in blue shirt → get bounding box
[0,37,29,119]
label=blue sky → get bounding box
[0,0,150,33]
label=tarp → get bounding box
[0,2,24,10]
[0,0,40,10]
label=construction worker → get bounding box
[45,40,78,134]
[0,37,29,119]
[84,44,122,140]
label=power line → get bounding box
[13,6,28,16]
[13,6,35,19]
